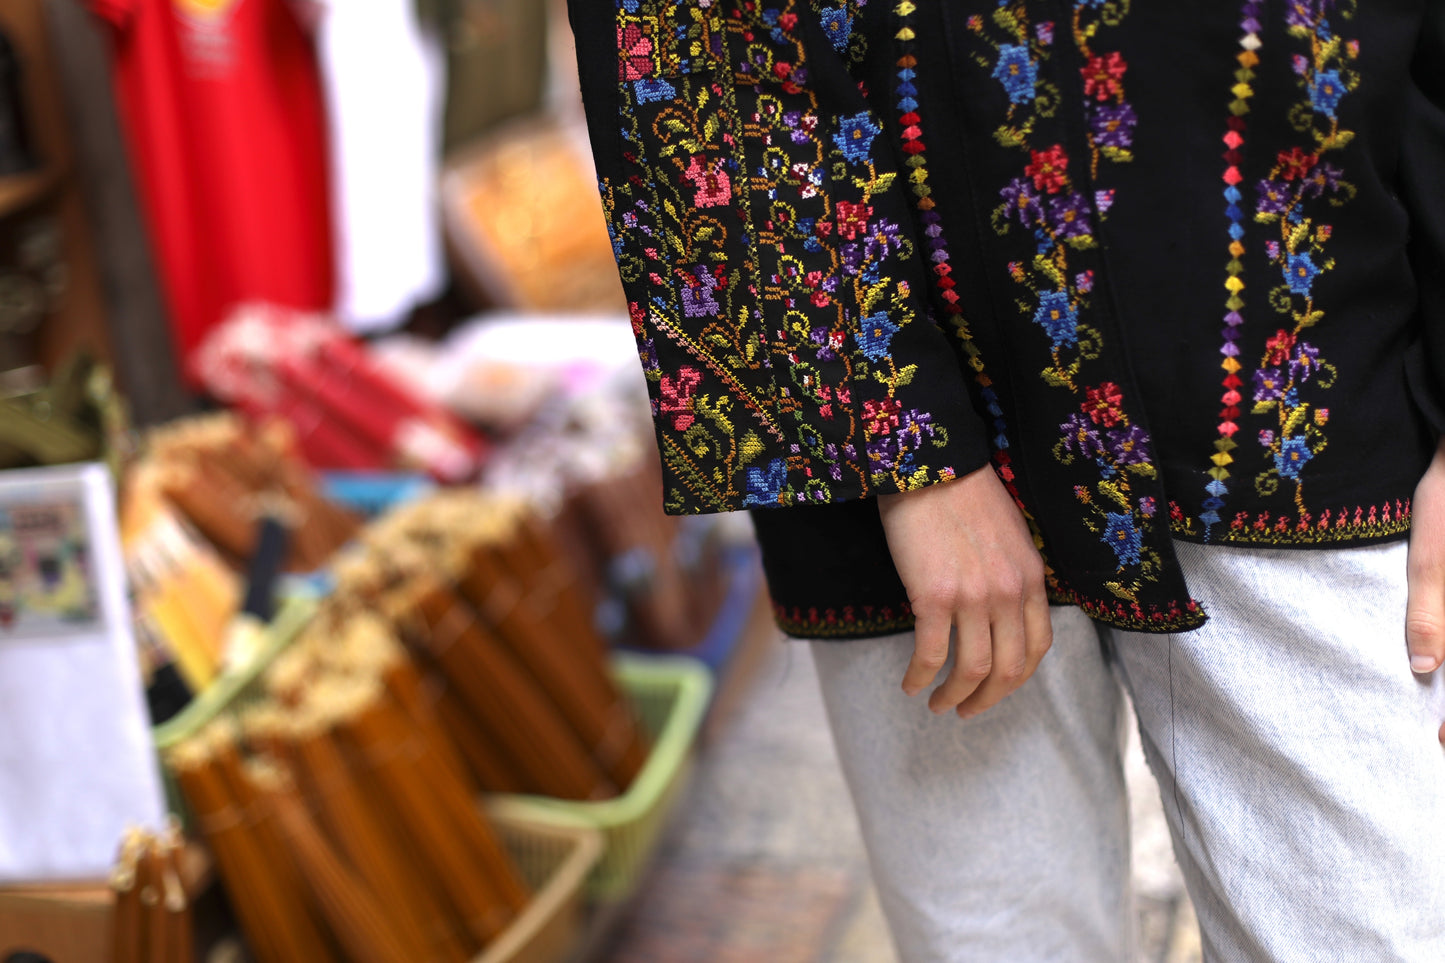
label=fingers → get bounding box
[951,601,1024,718]
[927,605,994,713]
[902,608,953,697]
[951,579,1053,718]
[1405,551,1445,675]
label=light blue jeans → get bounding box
[809,540,1445,961]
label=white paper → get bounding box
[0,463,167,882]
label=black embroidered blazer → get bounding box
[569,0,1445,638]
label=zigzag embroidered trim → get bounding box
[1200,1,1265,540]
[1047,589,1208,633]
[772,602,915,639]
[1170,499,1411,545]
[891,0,1016,489]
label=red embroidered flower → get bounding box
[1081,52,1127,102]
[1277,147,1318,182]
[835,201,873,240]
[659,366,702,431]
[1025,145,1070,194]
[863,398,901,437]
[682,155,732,207]
[619,24,654,81]
[1082,382,1125,427]
[1263,328,1297,365]
[628,300,646,336]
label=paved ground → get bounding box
[600,633,1202,962]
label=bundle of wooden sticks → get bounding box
[110,827,192,963]
[141,412,361,572]
[167,619,531,963]
[318,491,652,800]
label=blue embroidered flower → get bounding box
[1309,69,1346,117]
[818,7,853,51]
[992,45,1039,104]
[1285,252,1319,295]
[633,78,676,104]
[1047,192,1093,239]
[744,459,788,507]
[1033,291,1079,348]
[1101,512,1143,566]
[855,312,899,361]
[1274,435,1314,480]
[834,113,882,165]
[1090,103,1137,149]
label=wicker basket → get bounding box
[480,812,603,963]
[489,654,713,903]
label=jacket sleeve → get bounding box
[1402,2,1445,437]
[567,0,992,514]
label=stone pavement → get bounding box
[600,635,1203,963]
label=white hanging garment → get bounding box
[316,0,446,334]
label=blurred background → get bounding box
[0,2,1200,961]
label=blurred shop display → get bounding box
[0,463,167,883]
[0,1,112,377]
[316,0,446,336]
[86,0,335,376]
[0,355,128,472]
[442,120,626,314]
[121,412,361,702]
[325,490,651,799]
[0,29,37,177]
[196,304,488,482]
[418,0,549,152]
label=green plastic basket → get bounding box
[488,653,714,903]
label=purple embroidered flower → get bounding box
[993,44,1039,105]
[1309,69,1347,118]
[1000,177,1043,227]
[834,112,882,165]
[680,266,720,317]
[1255,179,1291,216]
[864,219,904,260]
[1285,252,1319,295]
[1284,0,1330,30]
[1033,291,1079,348]
[1140,496,1157,518]
[1060,413,1106,459]
[1047,192,1093,239]
[1101,512,1143,566]
[1105,425,1152,465]
[1035,21,1054,45]
[854,312,900,361]
[1089,103,1137,149]
[1289,341,1323,381]
[1291,53,1310,75]
[1298,162,1344,199]
[1075,270,1095,293]
[1274,435,1314,480]
[744,458,788,507]
[1253,367,1286,402]
[1259,429,1276,446]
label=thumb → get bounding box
[1405,554,1445,675]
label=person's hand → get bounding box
[876,464,1052,719]
[1406,436,1445,746]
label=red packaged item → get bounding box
[196,304,487,481]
